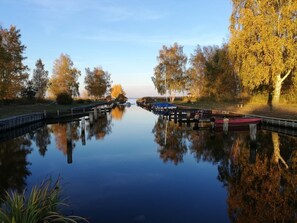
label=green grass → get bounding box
[0,101,103,119]
[0,179,88,223]
[173,99,297,120]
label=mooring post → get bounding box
[89,112,94,125]
[168,111,172,121]
[174,110,177,123]
[66,122,73,164]
[57,110,60,118]
[179,110,182,122]
[223,118,229,135]
[94,108,98,120]
[187,112,190,123]
[81,117,86,146]
[43,110,46,119]
[249,124,257,142]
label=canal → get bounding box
[0,101,297,223]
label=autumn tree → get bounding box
[48,54,80,98]
[0,26,28,99]
[110,84,126,99]
[32,59,49,99]
[229,0,297,106]
[186,45,206,98]
[84,67,111,99]
[152,43,187,101]
[186,44,238,100]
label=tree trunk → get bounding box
[272,74,282,106]
[272,70,291,107]
[272,132,288,169]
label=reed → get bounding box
[0,179,88,223]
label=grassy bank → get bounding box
[0,100,105,119]
[138,97,297,120]
[174,100,297,120]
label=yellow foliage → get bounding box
[110,84,125,99]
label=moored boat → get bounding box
[215,117,262,127]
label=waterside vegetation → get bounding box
[0,179,88,223]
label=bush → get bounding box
[56,93,73,105]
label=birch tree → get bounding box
[48,54,80,97]
[229,0,297,106]
[84,67,111,99]
[152,43,187,101]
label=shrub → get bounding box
[56,93,73,105]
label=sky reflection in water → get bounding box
[0,102,297,223]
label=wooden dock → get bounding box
[137,102,297,130]
[0,102,114,132]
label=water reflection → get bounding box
[152,116,297,222]
[0,136,32,199]
[217,132,297,223]
[111,105,126,120]
[87,114,112,140]
[152,117,188,165]
[32,125,51,156]
[0,105,296,222]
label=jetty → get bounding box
[0,102,113,132]
[137,100,297,134]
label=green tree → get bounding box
[229,0,297,106]
[32,59,49,99]
[21,80,37,99]
[84,67,111,99]
[0,26,28,99]
[48,54,80,97]
[152,43,187,101]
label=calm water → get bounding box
[0,100,297,223]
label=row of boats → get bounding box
[142,101,262,128]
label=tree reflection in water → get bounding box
[214,131,297,223]
[32,125,51,156]
[86,114,112,140]
[0,136,32,200]
[111,106,126,120]
[49,121,80,155]
[152,117,188,165]
[153,117,297,222]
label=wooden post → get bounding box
[57,110,60,118]
[43,110,46,118]
[94,108,98,120]
[81,117,86,146]
[179,110,182,122]
[223,118,229,135]
[174,110,177,123]
[249,124,257,142]
[187,112,190,123]
[168,112,172,121]
[66,123,73,164]
[89,112,94,125]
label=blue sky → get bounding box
[0,0,232,98]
